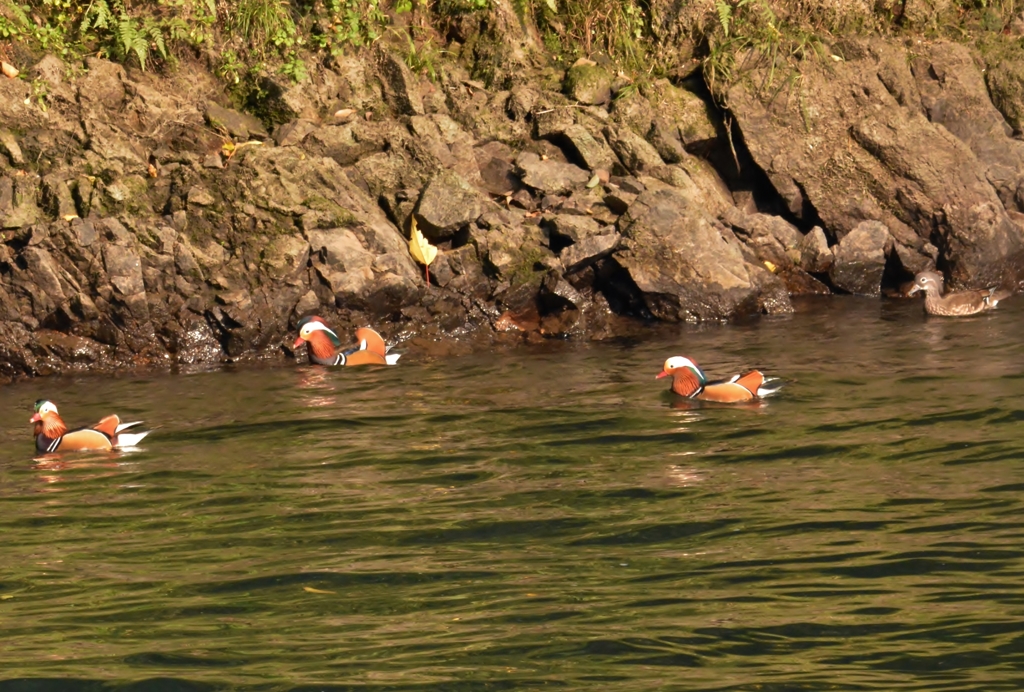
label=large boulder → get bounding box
[376,49,425,116]
[614,180,791,320]
[304,121,393,167]
[720,207,803,269]
[559,124,618,173]
[797,227,834,274]
[604,125,663,173]
[408,114,484,185]
[722,37,1024,288]
[719,208,830,295]
[515,151,590,195]
[562,233,621,274]
[204,101,269,141]
[912,42,1024,212]
[414,169,490,240]
[563,61,613,106]
[645,79,720,160]
[78,58,127,112]
[829,220,893,296]
[983,39,1024,136]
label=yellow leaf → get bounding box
[1,61,18,79]
[408,216,437,267]
[62,214,79,221]
[302,586,335,594]
[764,260,777,273]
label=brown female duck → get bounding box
[907,271,1012,316]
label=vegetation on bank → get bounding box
[0,0,1021,107]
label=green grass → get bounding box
[0,0,1018,115]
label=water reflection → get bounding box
[667,396,770,412]
[294,367,337,409]
[30,450,139,489]
[664,464,705,487]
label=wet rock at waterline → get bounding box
[615,182,793,320]
[829,221,894,296]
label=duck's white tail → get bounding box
[115,430,151,448]
[115,421,143,434]
[757,378,784,398]
[386,353,401,365]
[988,288,1013,307]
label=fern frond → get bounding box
[131,35,148,69]
[716,0,732,37]
[167,18,189,42]
[147,24,167,59]
[81,0,112,33]
[7,2,32,28]
[96,0,112,29]
[117,15,135,57]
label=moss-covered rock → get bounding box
[893,0,954,31]
[646,79,719,160]
[564,62,613,106]
[980,36,1024,135]
[302,195,357,228]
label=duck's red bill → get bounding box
[656,371,669,379]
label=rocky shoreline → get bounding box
[2,13,1024,380]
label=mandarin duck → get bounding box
[657,356,782,403]
[31,400,151,453]
[293,316,400,366]
[906,270,1012,316]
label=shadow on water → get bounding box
[2,297,1024,689]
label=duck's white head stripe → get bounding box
[35,400,59,416]
[306,321,341,342]
[664,356,697,371]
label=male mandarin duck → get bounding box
[293,316,400,366]
[906,270,1012,316]
[30,400,151,453]
[656,356,782,403]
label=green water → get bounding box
[3,297,1024,690]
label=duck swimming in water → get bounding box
[906,271,1012,316]
[30,400,150,453]
[293,316,400,366]
[656,356,782,403]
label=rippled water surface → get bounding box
[3,297,1024,690]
